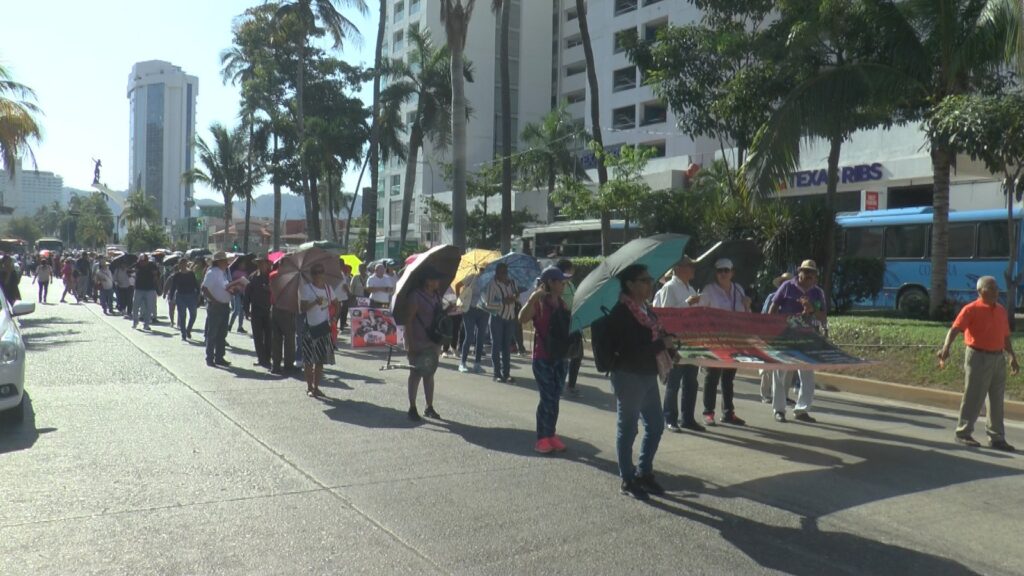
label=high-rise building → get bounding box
[127,60,198,224]
[376,0,553,254]
[0,159,64,227]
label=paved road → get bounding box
[2,279,1023,575]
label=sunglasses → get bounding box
[716,268,732,273]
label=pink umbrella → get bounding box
[405,253,420,266]
[268,251,286,263]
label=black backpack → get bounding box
[590,306,617,373]
[419,303,453,347]
[538,301,572,359]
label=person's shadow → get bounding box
[0,393,57,455]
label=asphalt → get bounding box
[3,277,1024,575]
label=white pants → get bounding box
[773,370,814,413]
[759,369,791,398]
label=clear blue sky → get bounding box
[2,0,378,201]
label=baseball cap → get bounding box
[714,258,733,270]
[540,266,568,283]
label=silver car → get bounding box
[0,290,34,423]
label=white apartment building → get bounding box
[375,0,553,255]
[127,60,199,225]
[0,159,64,227]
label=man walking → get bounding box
[202,252,234,367]
[653,256,704,432]
[132,254,159,331]
[938,276,1018,451]
[768,260,826,423]
[247,256,274,369]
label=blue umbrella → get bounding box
[475,252,542,296]
[570,234,690,333]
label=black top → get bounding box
[246,271,272,311]
[606,301,666,375]
[169,271,200,298]
[135,261,159,291]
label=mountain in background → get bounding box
[195,192,362,220]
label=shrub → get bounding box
[568,257,603,285]
[831,257,885,314]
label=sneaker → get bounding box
[760,396,772,404]
[774,411,787,423]
[458,364,470,373]
[666,423,683,433]
[793,411,817,423]
[494,377,507,383]
[635,473,665,496]
[534,438,554,454]
[408,406,422,421]
[506,376,516,384]
[989,439,1016,452]
[214,358,231,367]
[955,435,981,447]
[548,435,567,452]
[423,406,442,420]
[681,421,707,432]
[472,363,483,373]
[703,412,717,426]
[619,479,649,501]
[720,412,746,426]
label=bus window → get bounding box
[844,227,883,258]
[884,225,927,259]
[978,221,1009,258]
[947,223,975,259]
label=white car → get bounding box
[0,291,34,423]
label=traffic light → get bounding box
[232,242,239,251]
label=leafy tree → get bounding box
[125,225,170,253]
[121,189,159,228]
[33,201,64,237]
[552,143,655,236]
[517,104,588,221]
[928,93,1024,324]
[440,0,476,248]
[184,122,255,249]
[4,216,40,246]
[0,62,42,178]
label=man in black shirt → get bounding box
[133,254,160,331]
[246,257,273,368]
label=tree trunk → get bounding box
[223,194,234,251]
[575,0,610,255]
[272,133,282,251]
[243,195,252,253]
[823,134,843,309]
[366,0,386,260]
[326,169,335,242]
[344,154,370,250]
[243,121,253,254]
[546,159,556,222]
[930,145,951,317]
[302,178,313,239]
[309,177,322,241]
[499,0,513,254]
[450,21,469,249]
[399,123,423,253]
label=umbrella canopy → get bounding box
[340,254,362,274]
[268,251,286,264]
[162,255,181,268]
[229,253,256,274]
[691,239,762,294]
[391,244,462,324]
[186,248,212,261]
[270,247,344,314]
[452,248,501,289]
[570,234,690,333]
[300,240,345,252]
[475,252,542,296]
[110,253,137,269]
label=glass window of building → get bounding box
[641,140,666,158]
[643,0,664,5]
[393,29,404,52]
[566,62,586,77]
[390,200,402,228]
[566,90,586,104]
[884,225,928,258]
[566,6,578,21]
[390,174,401,196]
[409,0,420,15]
[612,106,636,130]
[566,34,583,49]
[615,0,638,16]
[614,28,637,53]
[613,67,637,92]
[640,101,667,125]
[644,18,668,41]
[394,1,404,22]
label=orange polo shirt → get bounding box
[952,298,1010,352]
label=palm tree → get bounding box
[122,189,160,228]
[276,0,368,241]
[493,0,512,253]
[573,0,611,255]
[382,28,472,253]
[441,0,476,249]
[519,104,587,219]
[0,63,42,180]
[365,0,387,258]
[184,123,251,249]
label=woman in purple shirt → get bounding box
[404,268,445,421]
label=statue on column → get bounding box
[92,158,102,185]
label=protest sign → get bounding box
[350,307,404,348]
[655,307,868,369]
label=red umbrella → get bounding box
[268,251,286,263]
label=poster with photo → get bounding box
[349,307,403,348]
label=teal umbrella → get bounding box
[570,234,690,333]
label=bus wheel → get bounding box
[897,287,928,317]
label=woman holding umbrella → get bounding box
[403,268,445,421]
[299,263,340,397]
[606,264,675,500]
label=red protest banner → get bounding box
[654,307,868,370]
[349,307,404,348]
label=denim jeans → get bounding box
[490,315,516,380]
[533,358,567,439]
[663,364,700,425]
[99,288,114,312]
[610,370,664,480]
[176,292,198,337]
[230,292,245,331]
[133,289,157,327]
[703,368,737,415]
[461,307,488,366]
[205,301,230,362]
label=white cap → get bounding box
[714,258,733,270]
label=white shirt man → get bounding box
[653,257,704,432]
[201,264,232,305]
[366,265,396,307]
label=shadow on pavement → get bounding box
[646,497,981,576]
[319,397,422,429]
[0,394,57,455]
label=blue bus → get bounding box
[836,207,1024,311]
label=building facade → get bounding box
[127,60,199,225]
[375,0,553,255]
[0,159,64,228]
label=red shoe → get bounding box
[548,435,567,452]
[534,438,554,454]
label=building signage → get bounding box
[865,191,879,210]
[787,162,884,189]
